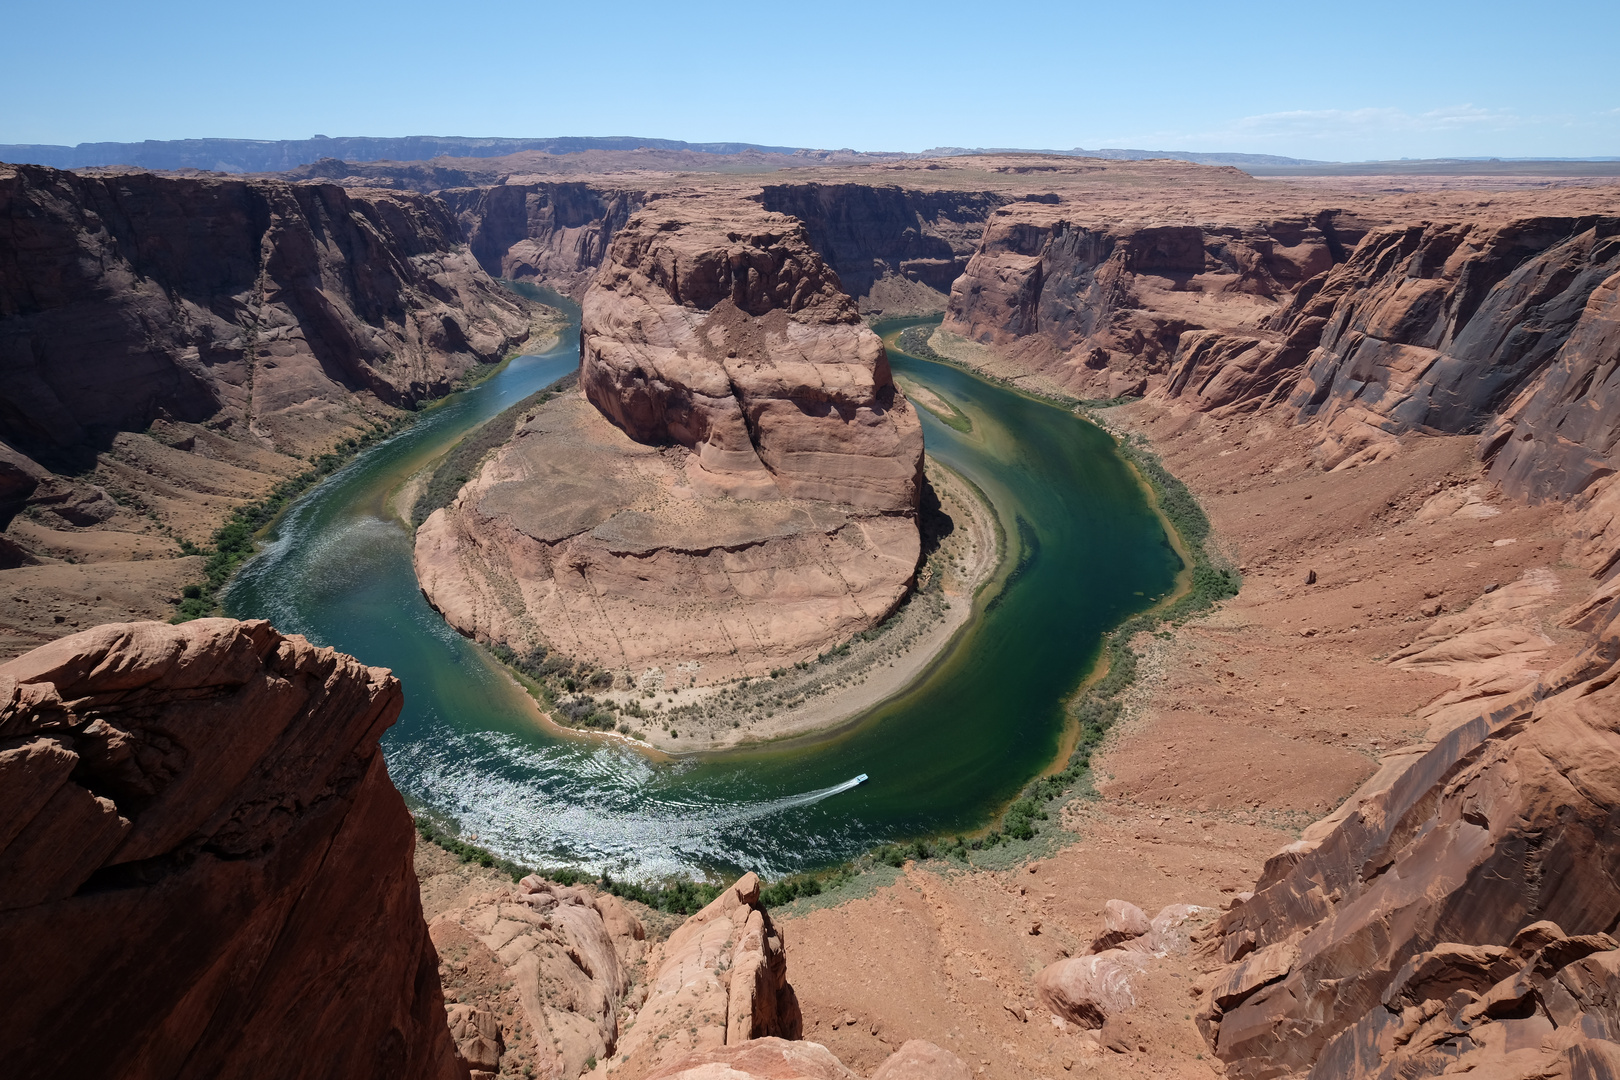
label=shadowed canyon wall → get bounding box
[437,183,645,299]
[0,163,538,465]
[942,202,1371,398]
[758,183,1003,309]
[0,619,464,1080]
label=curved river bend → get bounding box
[226,297,1181,879]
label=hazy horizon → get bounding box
[7,0,1616,161]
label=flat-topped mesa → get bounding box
[580,202,923,512]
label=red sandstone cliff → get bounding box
[1158,216,1620,471]
[757,183,1003,311]
[941,202,1368,398]
[437,183,645,299]
[0,162,538,462]
[580,201,923,511]
[0,618,463,1080]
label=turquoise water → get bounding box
[225,298,1181,879]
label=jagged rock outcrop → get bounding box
[415,200,923,684]
[437,183,644,299]
[430,875,647,1079]
[0,162,537,461]
[612,873,801,1077]
[580,201,922,511]
[1281,217,1620,469]
[757,183,1003,308]
[941,202,1365,397]
[1483,264,1620,502]
[0,619,463,1080]
[1194,596,1620,1079]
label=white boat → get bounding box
[853,773,869,785]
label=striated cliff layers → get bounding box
[941,202,1367,398]
[0,618,462,1080]
[0,162,538,462]
[437,183,645,299]
[415,200,924,684]
[758,183,1003,309]
[579,201,922,511]
[1483,255,1620,502]
[1160,215,1620,471]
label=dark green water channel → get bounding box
[225,300,1181,879]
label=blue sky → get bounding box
[5,0,1616,160]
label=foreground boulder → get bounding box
[1036,900,1203,1029]
[0,619,463,1079]
[415,199,924,685]
[612,872,801,1076]
[642,1037,970,1080]
[430,875,647,1079]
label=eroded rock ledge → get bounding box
[415,201,924,686]
[0,619,461,1080]
[1193,597,1620,1080]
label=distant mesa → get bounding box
[0,135,813,173]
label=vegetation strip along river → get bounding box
[225,301,1181,880]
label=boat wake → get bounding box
[393,731,872,878]
[770,774,868,811]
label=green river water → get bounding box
[225,296,1181,879]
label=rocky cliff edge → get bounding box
[0,618,463,1080]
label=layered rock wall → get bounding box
[1156,216,1620,473]
[1284,217,1620,469]
[942,203,1366,397]
[438,183,645,299]
[580,202,922,510]
[758,183,1003,306]
[1482,261,1620,503]
[0,619,462,1080]
[0,162,537,461]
